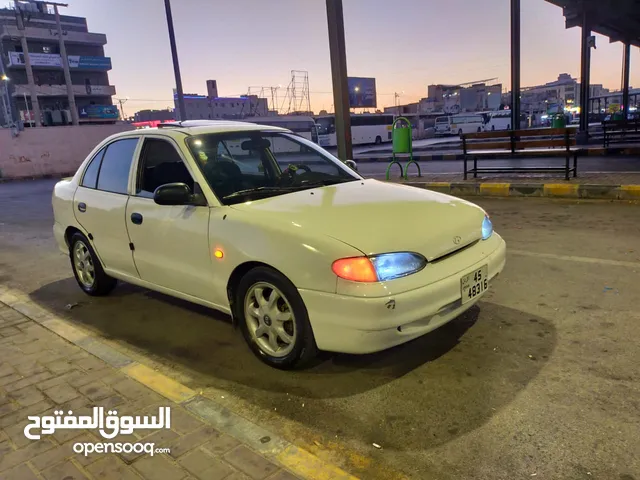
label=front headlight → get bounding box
[482,215,493,240]
[332,252,427,282]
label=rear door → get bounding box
[73,137,140,278]
[125,136,215,302]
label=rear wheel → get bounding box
[491,125,496,131]
[458,129,463,138]
[477,127,482,133]
[69,233,117,296]
[374,135,382,145]
[236,266,317,369]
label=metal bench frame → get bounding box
[602,119,640,147]
[462,128,582,181]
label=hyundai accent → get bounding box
[52,120,506,369]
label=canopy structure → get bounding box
[545,0,639,137]
[546,0,640,47]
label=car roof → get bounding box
[121,120,290,138]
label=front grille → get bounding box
[430,240,479,264]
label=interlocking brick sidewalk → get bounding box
[0,303,300,480]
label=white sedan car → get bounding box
[52,120,506,369]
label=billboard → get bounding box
[348,77,376,108]
[78,105,119,119]
[8,52,112,70]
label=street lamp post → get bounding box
[164,0,186,121]
[1,74,13,127]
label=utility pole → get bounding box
[116,97,128,120]
[325,0,352,161]
[14,0,42,126]
[49,2,78,125]
[164,0,186,121]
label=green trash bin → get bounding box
[552,114,566,128]
[392,123,412,154]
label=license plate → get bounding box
[461,265,488,304]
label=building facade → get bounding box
[174,80,269,121]
[0,1,116,126]
[517,74,610,114]
[421,83,502,114]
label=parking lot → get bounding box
[1,179,639,480]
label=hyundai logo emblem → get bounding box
[453,236,462,245]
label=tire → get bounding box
[69,233,117,296]
[458,129,463,138]
[491,125,496,131]
[236,266,317,369]
[375,136,382,145]
[507,124,511,130]
[477,127,482,133]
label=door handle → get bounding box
[130,212,143,225]
[77,202,86,213]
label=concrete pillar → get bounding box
[325,0,353,161]
[510,0,521,131]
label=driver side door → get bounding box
[125,136,216,303]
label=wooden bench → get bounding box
[602,119,640,147]
[462,127,583,181]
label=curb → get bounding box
[0,287,360,480]
[399,181,640,199]
[0,172,75,183]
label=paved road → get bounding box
[355,155,640,178]
[1,180,639,479]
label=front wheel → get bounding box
[374,136,382,145]
[236,266,317,369]
[69,233,117,296]
[458,129,463,138]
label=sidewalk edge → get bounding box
[0,287,360,480]
[398,181,640,199]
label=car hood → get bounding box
[230,179,486,260]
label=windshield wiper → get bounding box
[299,178,356,187]
[222,186,307,201]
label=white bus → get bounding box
[484,111,512,131]
[434,114,485,136]
[481,111,529,130]
[316,114,394,147]
[244,115,318,144]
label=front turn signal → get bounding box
[331,257,378,283]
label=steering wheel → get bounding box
[280,164,312,184]
[285,164,312,175]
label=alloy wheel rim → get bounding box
[73,241,95,288]
[244,282,296,358]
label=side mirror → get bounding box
[153,183,193,206]
[344,159,358,171]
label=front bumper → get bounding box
[299,234,506,354]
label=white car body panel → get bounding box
[125,197,215,302]
[52,121,506,356]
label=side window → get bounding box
[137,138,194,197]
[96,138,139,194]
[80,147,106,188]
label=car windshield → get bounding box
[186,131,359,205]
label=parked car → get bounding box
[52,120,506,369]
